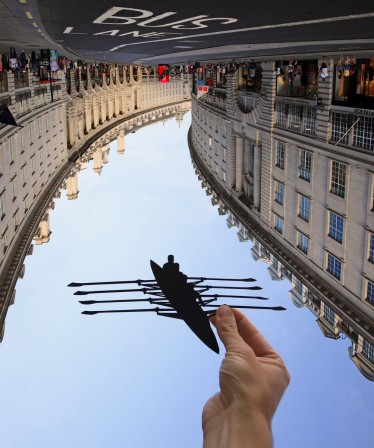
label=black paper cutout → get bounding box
[69,256,286,353]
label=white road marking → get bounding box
[134,39,374,63]
[108,11,374,51]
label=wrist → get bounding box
[203,407,272,448]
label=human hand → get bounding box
[202,306,290,448]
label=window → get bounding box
[13,210,18,230]
[293,277,303,292]
[330,161,346,198]
[21,166,26,186]
[297,231,309,254]
[275,181,284,205]
[363,339,374,363]
[274,215,284,234]
[2,230,7,254]
[299,150,312,181]
[8,140,13,164]
[327,253,342,280]
[353,116,374,151]
[222,171,226,183]
[222,147,226,162]
[275,102,287,127]
[367,281,374,305]
[369,234,374,263]
[0,195,3,220]
[303,107,317,135]
[288,104,303,131]
[329,211,344,243]
[244,141,255,175]
[298,195,310,221]
[275,141,285,169]
[38,117,42,137]
[330,112,350,145]
[11,178,16,201]
[324,304,335,325]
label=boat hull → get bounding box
[150,260,219,354]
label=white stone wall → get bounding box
[190,56,374,379]
[0,102,67,256]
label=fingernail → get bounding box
[218,306,232,317]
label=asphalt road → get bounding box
[1,0,374,63]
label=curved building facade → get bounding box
[189,56,374,380]
[0,64,191,341]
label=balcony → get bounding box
[275,102,317,136]
[237,92,259,113]
[330,111,374,151]
[200,88,226,111]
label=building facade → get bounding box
[0,63,191,341]
[189,56,374,380]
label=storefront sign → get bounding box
[353,108,374,116]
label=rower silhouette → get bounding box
[163,255,202,303]
[163,255,180,276]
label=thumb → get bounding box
[215,306,243,352]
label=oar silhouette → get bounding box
[189,277,256,282]
[79,298,168,305]
[198,285,262,291]
[204,305,286,311]
[78,293,268,305]
[68,279,156,287]
[69,277,257,287]
[200,294,269,300]
[82,304,285,315]
[74,287,161,296]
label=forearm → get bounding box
[203,412,272,448]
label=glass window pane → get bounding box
[331,161,346,198]
[329,212,344,243]
[327,253,342,280]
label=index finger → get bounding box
[232,308,282,360]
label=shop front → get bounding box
[276,60,318,100]
[333,57,374,110]
[238,61,262,92]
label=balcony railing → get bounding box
[237,92,258,113]
[330,111,374,151]
[14,72,29,89]
[275,102,317,136]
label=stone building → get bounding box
[189,56,374,380]
[0,64,191,341]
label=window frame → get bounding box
[366,280,374,305]
[274,180,285,205]
[324,304,336,325]
[328,210,344,243]
[330,160,347,198]
[297,230,309,254]
[274,214,284,234]
[369,233,374,263]
[275,140,285,170]
[326,252,342,280]
[298,194,311,222]
[299,149,312,182]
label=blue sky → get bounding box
[0,112,373,448]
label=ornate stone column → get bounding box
[117,131,125,154]
[253,143,261,210]
[66,172,79,200]
[235,136,244,193]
